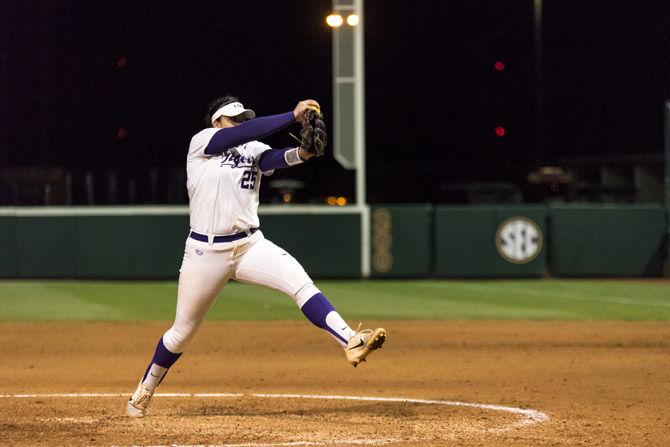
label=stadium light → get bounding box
[326,14,343,27]
[327,13,359,27]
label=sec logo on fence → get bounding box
[495,217,543,264]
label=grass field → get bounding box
[1,279,669,321]
[2,278,670,446]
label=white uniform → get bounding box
[160,128,321,355]
[187,128,273,236]
[127,104,377,419]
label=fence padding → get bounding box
[549,205,666,277]
[370,205,433,277]
[1,212,361,279]
[435,206,548,278]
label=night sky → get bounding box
[2,1,669,204]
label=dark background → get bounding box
[2,1,669,205]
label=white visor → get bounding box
[211,101,256,124]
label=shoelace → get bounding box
[135,394,149,405]
[133,389,152,407]
[353,323,373,341]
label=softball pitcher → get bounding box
[126,96,386,417]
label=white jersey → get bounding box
[187,127,272,236]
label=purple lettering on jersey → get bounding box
[220,152,255,168]
[240,170,258,189]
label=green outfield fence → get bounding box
[0,204,667,279]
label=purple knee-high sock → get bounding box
[141,337,182,389]
[300,293,353,345]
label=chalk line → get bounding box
[1,391,549,445]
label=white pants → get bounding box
[162,230,320,353]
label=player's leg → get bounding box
[139,266,228,389]
[127,239,232,417]
[233,233,352,344]
[232,232,385,365]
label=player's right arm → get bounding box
[204,100,321,156]
[204,112,295,155]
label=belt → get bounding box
[189,228,258,243]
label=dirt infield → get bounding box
[1,321,669,446]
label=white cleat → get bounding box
[345,324,386,367]
[126,382,154,418]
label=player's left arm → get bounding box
[257,147,314,173]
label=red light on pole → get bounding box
[495,126,506,137]
[117,56,127,68]
[494,61,505,71]
[117,127,128,140]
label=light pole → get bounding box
[327,0,366,207]
[327,1,369,277]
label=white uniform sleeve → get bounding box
[188,128,220,159]
[245,141,272,158]
[245,141,275,176]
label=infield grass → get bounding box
[0,279,669,321]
